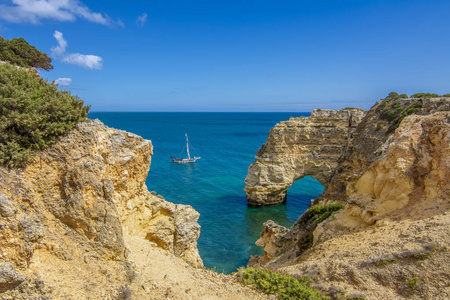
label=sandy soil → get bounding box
[125,234,273,300]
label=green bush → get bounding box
[411,93,440,98]
[387,91,399,99]
[376,93,425,131]
[293,203,344,253]
[0,62,90,167]
[237,267,328,300]
[0,36,53,71]
[384,92,409,101]
[298,234,314,252]
[300,203,345,225]
[407,277,418,290]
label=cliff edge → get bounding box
[0,120,267,299]
[248,96,450,299]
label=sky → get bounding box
[0,0,449,112]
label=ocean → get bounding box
[88,112,324,273]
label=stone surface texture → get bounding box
[249,97,450,299]
[244,108,366,206]
[0,119,218,299]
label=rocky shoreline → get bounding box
[1,94,449,299]
[247,96,450,299]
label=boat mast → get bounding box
[185,133,191,159]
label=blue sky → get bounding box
[0,0,449,112]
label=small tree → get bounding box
[0,63,89,167]
[0,36,53,71]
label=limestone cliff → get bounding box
[249,96,450,299]
[245,108,366,206]
[0,119,204,298]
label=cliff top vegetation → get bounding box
[377,92,450,131]
[0,35,53,71]
[0,37,90,167]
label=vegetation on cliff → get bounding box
[248,93,450,299]
[295,203,345,253]
[0,62,90,167]
[299,203,345,226]
[0,36,53,71]
[377,92,450,131]
[237,267,328,300]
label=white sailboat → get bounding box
[171,133,201,163]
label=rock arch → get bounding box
[244,109,366,206]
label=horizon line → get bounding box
[88,111,313,113]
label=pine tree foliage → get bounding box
[0,35,53,71]
[0,62,90,167]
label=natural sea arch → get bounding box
[244,108,366,206]
[244,156,337,206]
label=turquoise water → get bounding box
[88,112,324,273]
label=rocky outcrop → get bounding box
[0,119,203,299]
[245,108,366,206]
[249,96,450,299]
[280,212,450,300]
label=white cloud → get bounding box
[55,77,72,86]
[136,13,147,27]
[51,30,103,70]
[51,30,67,57]
[0,0,111,25]
[63,53,103,69]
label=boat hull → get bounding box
[172,157,200,164]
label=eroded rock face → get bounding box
[252,220,289,263]
[319,111,450,239]
[0,119,202,298]
[244,109,366,206]
[250,97,450,299]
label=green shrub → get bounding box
[375,258,396,266]
[384,92,409,101]
[300,203,345,225]
[0,62,90,167]
[293,203,344,253]
[413,251,432,259]
[411,93,440,98]
[237,267,328,300]
[0,36,53,71]
[386,91,399,99]
[298,234,314,252]
[407,277,418,290]
[376,93,426,131]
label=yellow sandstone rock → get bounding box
[249,97,450,299]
